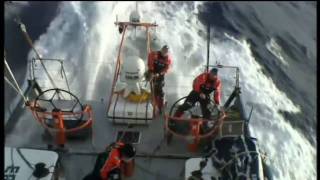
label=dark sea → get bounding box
[4,2,316,179]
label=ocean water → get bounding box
[4,1,316,179]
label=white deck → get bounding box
[4,147,58,180]
[5,100,206,180]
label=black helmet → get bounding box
[120,143,136,158]
[210,68,218,75]
[161,45,169,51]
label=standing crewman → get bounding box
[146,45,173,112]
[83,142,136,180]
[174,68,222,119]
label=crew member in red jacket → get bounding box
[174,68,222,119]
[83,142,136,180]
[147,45,172,112]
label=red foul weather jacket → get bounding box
[100,142,125,179]
[147,51,172,74]
[192,72,222,105]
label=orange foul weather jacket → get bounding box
[192,72,222,105]
[147,51,172,74]
[100,142,125,179]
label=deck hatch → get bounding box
[115,131,141,144]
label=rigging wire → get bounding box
[4,76,21,97]
[209,27,220,65]
[4,52,28,103]
[14,17,60,92]
[206,24,210,72]
[5,3,67,99]
[60,62,72,99]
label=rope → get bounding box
[59,61,72,99]
[33,58,71,98]
[4,56,28,103]
[146,29,158,112]
[16,148,34,170]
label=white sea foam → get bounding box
[27,1,316,179]
[266,38,289,67]
[210,35,315,179]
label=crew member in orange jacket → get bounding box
[83,142,136,180]
[174,68,222,119]
[147,45,172,112]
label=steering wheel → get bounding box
[169,96,218,119]
[33,88,84,128]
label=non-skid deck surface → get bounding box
[60,154,186,180]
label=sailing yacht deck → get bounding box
[5,99,207,179]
